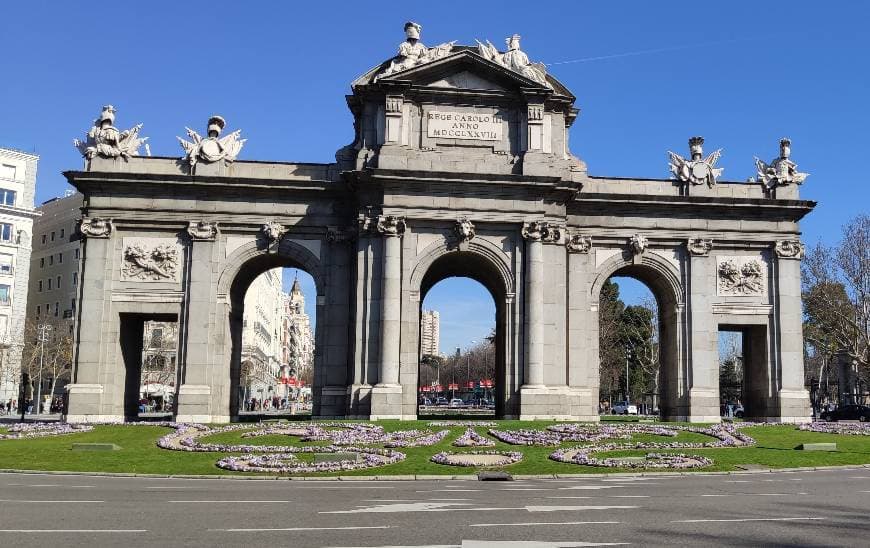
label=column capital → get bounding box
[522,221,562,244]
[78,217,113,239]
[687,237,713,257]
[375,215,406,237]
[326,226,356,244]
[186,220,218,241]
[566,233,592,254]
[774,239,805,259]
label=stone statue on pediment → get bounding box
[668,136,723,187]
[476,34,551,88]
[378,22,455,79]
[178,116,246,167]
[754,138,809,188]
[74,105,148,160]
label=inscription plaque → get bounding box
[427,111,502,141]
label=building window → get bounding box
[0,189,16,206]
[38,280,43,292]
[47,278,52,290]
[51,231,55,242]
[60,228,65,238]
[56,275,61,288]
[0,164,16,180]
[0,285,10,304]
[0,224,12,242]
[54,302,59,317]
[49,255,53,266]
[0,254,11,275]
[75,248,80,260]
[39,257,44,268]
[41,234,46,245]
[71,298,76,311]
[36,305,41,316]
[72,272,77,287]
[58,253,63,264]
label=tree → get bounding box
[802,214,870,386]
[598,280,626,401]
[620,298,659,406]
[20,317,73,410]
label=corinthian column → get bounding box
[376,216,405,386]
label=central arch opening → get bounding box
[228,252,321,421]
[416,250,509,418]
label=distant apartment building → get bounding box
[27,192,82,323]
[420,309,440,357]
[281,276,314,384]
[240,268,285,404]
[0,148,39,402]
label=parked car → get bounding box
[448,398,465,408]
[820,404,870,422]
[434,397,449,406]
[419,397,432,406]
[612,401,638,415]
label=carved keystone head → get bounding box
[404,21,421,40]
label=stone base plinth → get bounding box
[64,383,111,423]
[369,384,404,420]
[317,385,349,418]
[346,384,373,418]
[175,384,211,423]
[519,385,591,420]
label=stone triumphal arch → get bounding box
[64,24,814,423]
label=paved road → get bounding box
[0,468,867,547]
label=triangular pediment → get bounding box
[353,47,573,99]
[428,70,506,91]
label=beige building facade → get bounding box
[0,148,39,402]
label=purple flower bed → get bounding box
[428,421,498,427]
[431,450,523,467]
[798,422,870,436]
[216,446,406,474]
[0,423,94,440]
[488,428,565,446]
[384,429,449,447]
[453,428,496,447]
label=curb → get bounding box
[0,463,868,481]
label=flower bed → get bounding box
[798,422,870,436]
[453,428,495,447]
[431,450,523,467]
[216,446,405,474]
[384,429,449,447]
[428,421,498,427]
[488,428,565,446]
[0,423,94,440]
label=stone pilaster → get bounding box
[370,215,406,419]
[686,238,720,422]
[176,222,218,422]
[773,239,811,422]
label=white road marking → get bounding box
[169,500,292,503]
[469,521,620,527]
[547,496,649,500]
[501,488,550,491]
[212,525,393,532]
[322,502,473,513]
[526,505,639,513]
[144,486,198,489]
[0,529,145,533]
[417,489,481,493]
[6,484,93,488]
[558,486,620,491]
[673,517,825,523]
[0,499,103,503]
[294,486,395,489]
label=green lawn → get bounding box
[0,421,868,477]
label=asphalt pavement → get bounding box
[0,468,867,547]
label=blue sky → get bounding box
[1,1,867,353]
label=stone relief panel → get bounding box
[716,256,767,297]
[121,238,182,282]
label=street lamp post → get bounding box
[34,324,52,416]
[624,346,633,404]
